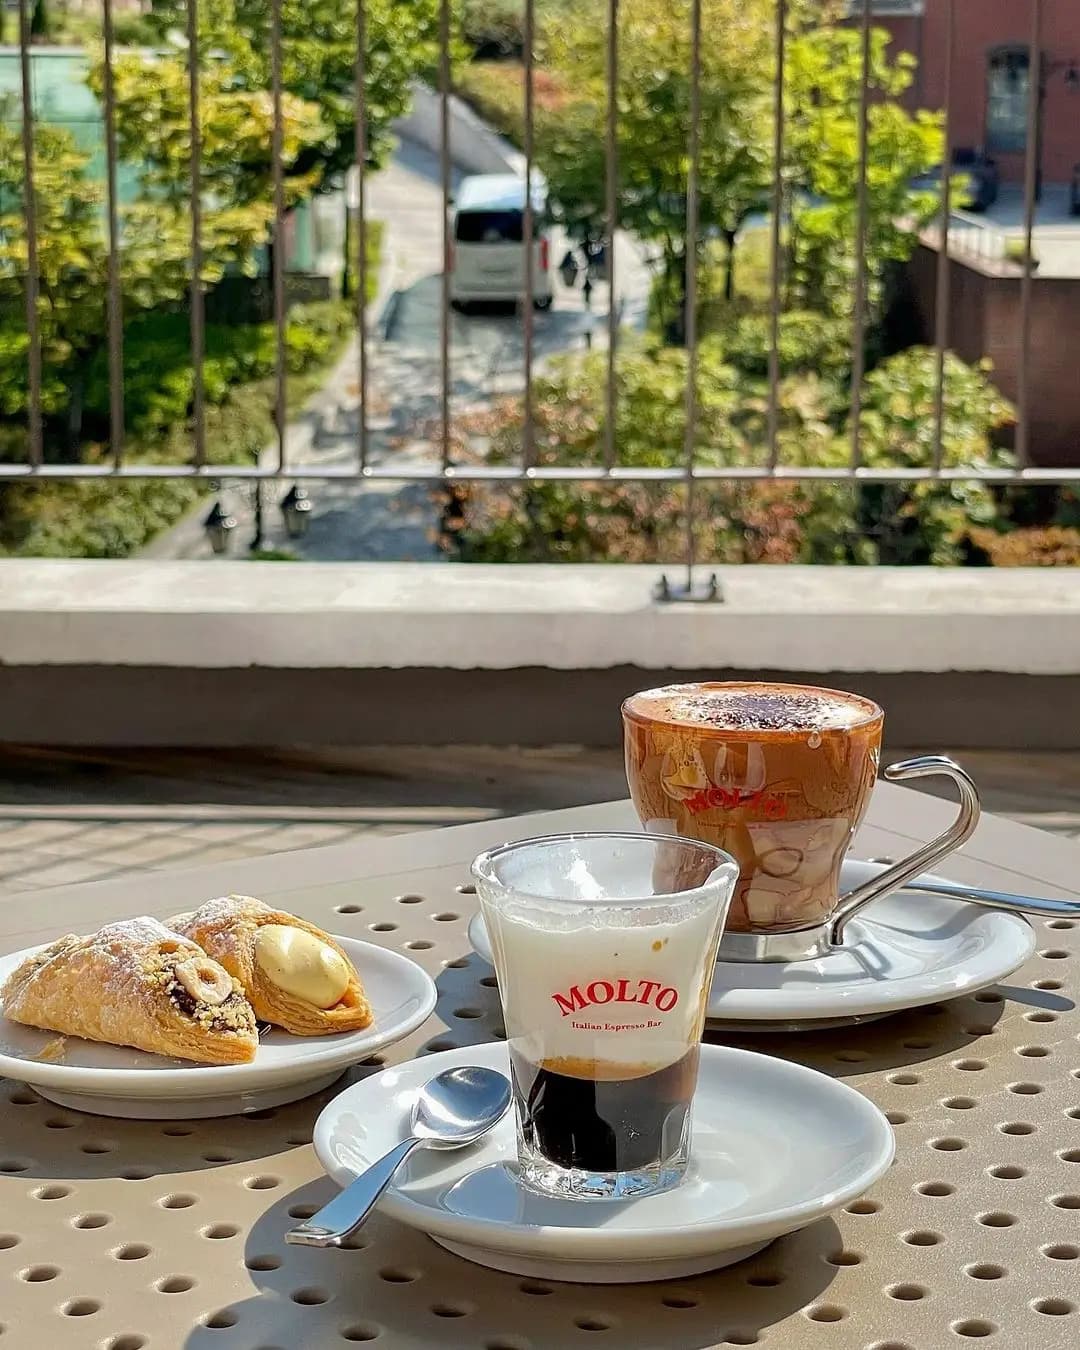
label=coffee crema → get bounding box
[623,681,883,934]
[624,682,879,734]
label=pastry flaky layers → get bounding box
[0,917,258,1064]
[171,896,373,1036]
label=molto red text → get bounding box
[551,978,679,1018]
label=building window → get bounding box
[986,46,1031,154]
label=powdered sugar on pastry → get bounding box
[171,896,268,969]
[1,916,258,1065]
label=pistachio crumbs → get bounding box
[144,950,255,1037]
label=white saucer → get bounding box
[313,1041,894,1283]
[0,936,437,1118]
[467,858,1035,1030]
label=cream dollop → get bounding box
[254,925,351,1009]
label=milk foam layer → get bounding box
[489,836,727,901]
[481,896,727,1070]
[626,682,879,733]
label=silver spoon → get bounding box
[903,877,1080,920]
[865,859,1080,919]
[286,1065,512,1249]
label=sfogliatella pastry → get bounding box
[0,917,258,1064]
[170,896,372,1036]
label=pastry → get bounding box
[170,896,372,1035]
[1,917,258,1064]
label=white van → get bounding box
[450,174,554,310]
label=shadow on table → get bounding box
[4,950,501,1186]
[414,952,506,1056]
[3,1066,386,1182]
[432,949,1079,1079]
[706,993,1010,1076]
[712,974,1072,1076]
[179,1184,844,1350]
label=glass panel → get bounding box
[454,210,525,244]
[986,47,1029,155]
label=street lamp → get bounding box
[280,484,313,540]
[203,499,238,555]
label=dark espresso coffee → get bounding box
[509,1047,700,1173]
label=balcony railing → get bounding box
[1,0,1078,582]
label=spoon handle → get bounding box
[907,878,1080,919]
[285,1137,422,1248]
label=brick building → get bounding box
[875,0,1079,186]
[870,4,1080,464]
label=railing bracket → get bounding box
[653,572,723,604]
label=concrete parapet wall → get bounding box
[1,561,1078,748]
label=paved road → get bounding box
[147,138,652,561]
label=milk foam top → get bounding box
[473,834,738,1072]
[624,681,881,734]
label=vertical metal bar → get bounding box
[603,0,619,470]
[521,0,536,468]
[439,0,452,470]
[270,0,286,472]
[1016,0,1042,470]
[931,0,954,473]
[17,0,42,468]
[186,0,206,469]
[354,0,369,473]
[101,0,124,467]
[765,0,786,471]
[682,0,702,590]
[848,0,872,471]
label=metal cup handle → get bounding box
[829,756,981,947]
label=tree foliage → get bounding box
[134,0,445,192]
[441,338,1014,566]
[783,26,945,323]
[539,0,785,339]
[0,115,107,427]
[537,3,944,340]
[90,30,330,300]
[848,346,1014,564]
[2,0,437,457]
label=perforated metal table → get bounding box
[1,788,1078,1350]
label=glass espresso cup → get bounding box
[472,832,738,1200]
[623,681,980,961]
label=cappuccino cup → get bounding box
[623,681,981,962]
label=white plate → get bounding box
[467,858,1036,1028]
[313,1041,894,1283]
[0,936,437,1118]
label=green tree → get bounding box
[4,0,443,458]
[849,346,1014,565]
[440,339,1013,566]
[0,46,331,453]
[783,25,945,323]
[540,0,783,343]
[92,28,331,301]
[134,0,445,192]
[0,115,107,450]
[92,0,446,309]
